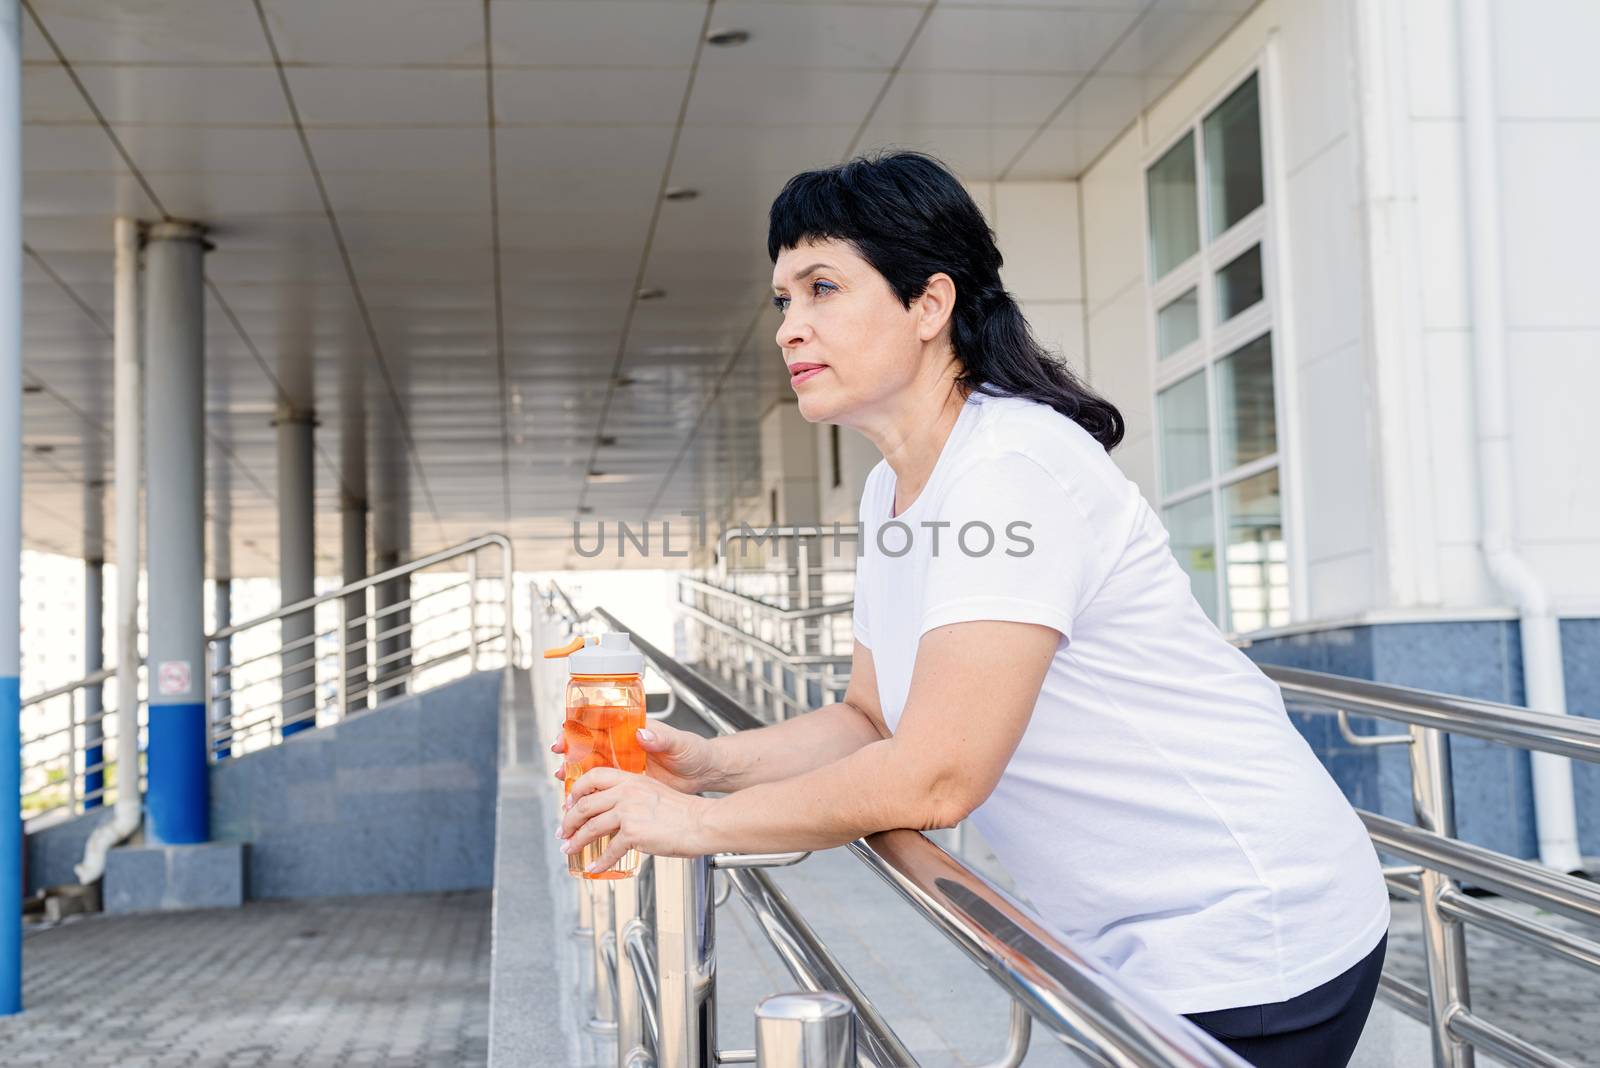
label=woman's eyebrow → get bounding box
[789,262,835,283]
[772,262,837,293]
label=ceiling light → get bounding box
[22,383,43,395]
[613,374,637,387]
[597,434,617,447]
[706,28,750,47]
[663,187,699,202]
[636,287,666,301]
[32,444,54,455]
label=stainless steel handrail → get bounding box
[679,575,855,623]
[207,533,516,758]
[677,572,854,723]
[209,534,511,640]
[544,584,1249,1068]
[19,534,518,827]
[1264,663,1600,763]
[1261,664,1600,1068]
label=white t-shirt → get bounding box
[851,385,1389,1015]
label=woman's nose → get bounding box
[776,313,811,350]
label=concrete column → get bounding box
[275,405,316,736]
[211,578,231,760]
[142,220,209,846]
[83,482,106,810]
[1,0,23,1018]
[341,493,368,711]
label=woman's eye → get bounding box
[771,295,790,312]
[811,280,836,297]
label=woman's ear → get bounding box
[915,272,957,343]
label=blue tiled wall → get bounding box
[1564,619,1600,857]
[26,804,114,895]
[1240,619,1600,861]
[210,670,502,900]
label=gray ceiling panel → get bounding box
[17,0,1250,572]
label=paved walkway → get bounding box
[1384,892,1600,1067]
[1,890,491,1068]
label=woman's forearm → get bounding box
[703,701,884,793]
[696,734,955,855]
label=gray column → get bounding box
[83,481,105,810]
[275,404,316,736]
[341,493,368,711]
[142,220,209,846]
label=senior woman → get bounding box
[555,151,1389,1067]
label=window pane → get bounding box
[1223,468,1288,633]
[1157,288,1200,360]
[1163,494,1218,623]
[1147,132,1198,280]
[1203,73,1264,239]
[1215,333,1277,471]
[1214,244,1263,323]
[1158,370,1209,495]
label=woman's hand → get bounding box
[558,766,715,872]
[551,719,721,795]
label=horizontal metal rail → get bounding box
[679,575,855,623]
[1360,811,1600,929]
[1265,664,1600,763]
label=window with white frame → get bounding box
[1145,71,1288,635]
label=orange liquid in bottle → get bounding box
[563,677,646,879]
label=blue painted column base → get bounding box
[146,701,209,845]
[2,676,21,1015]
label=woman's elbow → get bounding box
[919,769,988,831]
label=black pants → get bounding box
[1182,934,1387,1068]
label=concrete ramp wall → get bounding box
[26,670,502,901]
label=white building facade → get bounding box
[760,0,1600,864]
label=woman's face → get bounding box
[771,238,933,425]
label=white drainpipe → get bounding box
[75,217,145,884]
[1458,0,1582,872]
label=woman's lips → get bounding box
[789,363,827,387]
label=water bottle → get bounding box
[542,631,646,879]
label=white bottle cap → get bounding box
[568,631,644,676]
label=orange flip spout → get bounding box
[542,635,593,659]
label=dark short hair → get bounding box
[768,150,1123,452]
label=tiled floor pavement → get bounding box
[1,889,491,1068]
[1383,892,1600,1068]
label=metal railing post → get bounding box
[202,642,214,760]
[467,553,479,673]
[1410,724,1474,1068]
[754,992,856,1068]
[66,691,78,815]
[589,880,619,1035]
[654,854,716,1068]
[336,590,349,719]
[614,876,651,1068]
[576,870,594,936]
